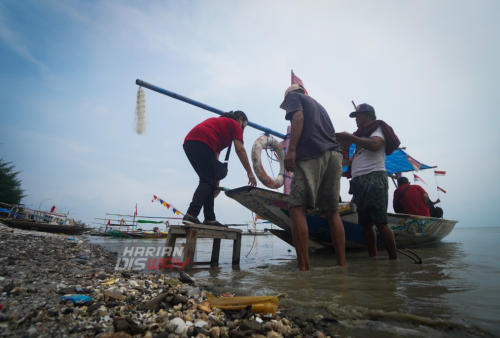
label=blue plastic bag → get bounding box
[61,294,92,304]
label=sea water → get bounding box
[88,227,500,337]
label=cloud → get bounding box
[0,10,44,69]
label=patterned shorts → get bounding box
[289,151,342,212]
[351,171,389,225]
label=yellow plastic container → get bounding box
[204,293,279,314]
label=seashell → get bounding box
[210,326,220,338]
[219,326,229,338]
[184,314,194,322]
[194,320,209,328]
[174,303,183,310]
[313,331,325,338]
[272,321,283,333]
[255,317,263,324]
[282,319,289,326]
[198,312,209,321]
[226,321,237,330]
[174,311,184,318]
[266,331,282,338]
[168,317,187,334]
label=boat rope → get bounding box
[245,212,258,258]
[397,249,422,264]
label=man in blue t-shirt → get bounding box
[280,84,346,271]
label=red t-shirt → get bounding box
[393,184,430,217]
[184,117,244,153]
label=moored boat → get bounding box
[226,186,457,251]
[1,219,88,235]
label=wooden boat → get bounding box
[1,219,88,235]
[225,187,457,251]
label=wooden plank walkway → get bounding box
[164,224,242,270]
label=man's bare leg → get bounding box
[325,210,347,266]
[290,206,310,271]
[374,222,398,260]
[361,223,378,257]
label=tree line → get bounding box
[0,158,26,205]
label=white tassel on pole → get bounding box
[135,86,147,134]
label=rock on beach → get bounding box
[0,222,341,338]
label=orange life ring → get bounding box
[251,135,286,189]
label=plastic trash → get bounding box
[203,292,279,314]
[60,294,92,304]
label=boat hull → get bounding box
[226,186,458,250]
[1,219,88,235]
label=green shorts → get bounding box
[351,171,389,225]
[289,150,342,212]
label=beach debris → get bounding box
[60,294,92,304]
[0,222,324,338]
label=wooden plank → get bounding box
[169,227,188,235]
[164,232,177,259]
[184,224,242,233]
[183,228,198,270]
[211,238,221,267]
[197,230,238,240]
[232,232,242,265]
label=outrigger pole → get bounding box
[135,79,287,140]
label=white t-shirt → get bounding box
[351,126,386,178]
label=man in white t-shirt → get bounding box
[336,104,398,260]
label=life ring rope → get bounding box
[251,135,286,189]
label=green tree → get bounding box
[0,158,26,204]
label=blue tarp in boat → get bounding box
[342,145,434,175]
[0,208,24,219]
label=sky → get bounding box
[0,0,499,229]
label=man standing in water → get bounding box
[336,104,400,259]
[280,84,346,271]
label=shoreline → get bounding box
[0,223,341,338]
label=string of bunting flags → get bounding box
[152,195,184,216]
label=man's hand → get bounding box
[335,132,352,141]
[247,172,257,187]
[285,149,297,172]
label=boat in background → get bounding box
[0,219,88,235]
[0,202,89,235]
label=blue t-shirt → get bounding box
[285,92,340,163]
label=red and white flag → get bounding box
[134,204,138,217]
[291,71,309,95]
[50,205,56,213]
[434,171,446,176]
[437,186,447,194]
[413,174,426,185]
[407,155,421,171]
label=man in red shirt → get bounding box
[393,177,430,216]
[183,111,257,227]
